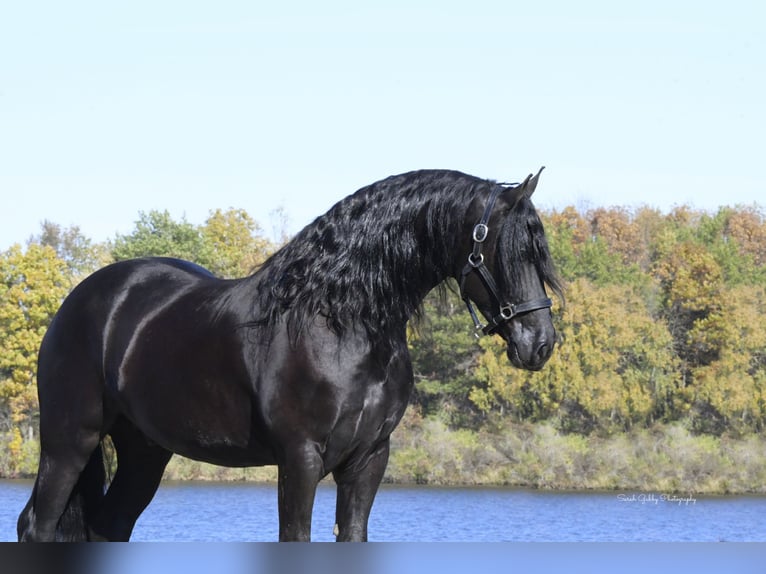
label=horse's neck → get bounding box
[234,189,469,337]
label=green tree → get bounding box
[542,207,589,282]
[111,210,210,263]
[543,208,643,286]
[0,243,68,446]
[408,286,482,424]
[31,221,109,286]
[111,209,278,279]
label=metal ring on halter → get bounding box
[468,252,484,268]
[472,223,489,243]
[499,304,515,320]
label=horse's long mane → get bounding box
[249,171,484,339]
[249,169,561,340]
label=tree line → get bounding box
[1,203,765,477]
[421,204,766,436]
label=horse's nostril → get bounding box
[536,342,552,363]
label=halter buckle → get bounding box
[499,304,515,320]
[472,223,489,243]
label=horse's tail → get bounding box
[55,444,107,541]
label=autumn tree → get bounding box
[588,207,643,266]
[687,285,766,434]
[726,205,766,267]
[0,243,69,474]
[201,208,274,278]
[654,240,724,372]
[471,279,681,433]
[542,208,643,286]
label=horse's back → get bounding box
[43,257,215,346]
[37,257,220,403]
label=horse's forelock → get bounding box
[496,197,564,304]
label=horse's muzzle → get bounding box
[507,335,555,371]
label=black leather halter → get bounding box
[459,184,553,338]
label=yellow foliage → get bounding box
[202,208,275,278]
[727,206,766,266]
[655,241,723,313]
[691,285,766,425]
[0,243,69,429]
[7,426,23,464]
[473,279,680,428]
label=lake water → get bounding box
[2,480,766,542]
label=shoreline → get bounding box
[153,419,766,496]
[4,477,766,499]
[4,419,765,496]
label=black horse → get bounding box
[18,168,562,542]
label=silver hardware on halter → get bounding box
[472,223,489,243]
[468,252,484,268]
[500,304,515,320]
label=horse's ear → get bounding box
[525,166,545,198]
[502,166,545,209]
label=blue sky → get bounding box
[1,1,763,249]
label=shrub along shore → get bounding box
[158,409,766,495]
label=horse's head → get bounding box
[457,168,562,371]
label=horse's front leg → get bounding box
[277,443,324,541]
[332,439,390,542]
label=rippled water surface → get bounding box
[3,480,765,542]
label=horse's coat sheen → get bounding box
[18,169,561,542]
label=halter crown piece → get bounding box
[459,183,553,338]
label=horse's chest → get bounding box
[323,365,412,462]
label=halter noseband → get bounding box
[459,184,553,338]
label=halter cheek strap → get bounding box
[459,184,553,338]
